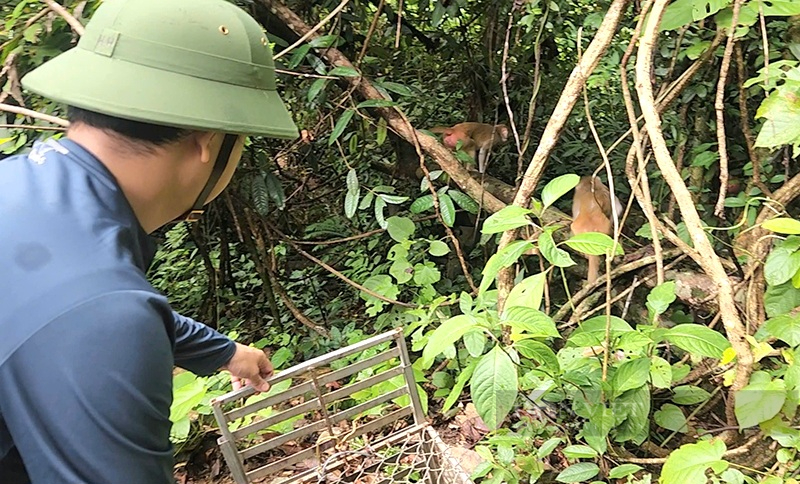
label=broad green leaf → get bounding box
[765,282,800,318]
[541,174,580,209]
[359,275,399,315]
[265,172,286,210]
[754,87,800,150]
[410,195,435,214]
[449,190,480,214]
[413,262,441,285]
[661,439,728,484]
[537,437,562,458]
[375,196,387,229]
[561,445,597,459]
[308,35,337,48]
[539,231,576,268]
[650,356,673,389]
[421,315,478,368]
[654,403,688,432]
[646,282,677,317]
[356,99,398,108]
[344,189,359,219]
[555,463,599,483]
[609,464,643,479]
[307,78,327,103]
[659,0,694,31]
[252,175,270,215]
[765,246,800,286]
[464,329,487,357]
[386,216,415,242]
[346,169,359,192]
[563,232,623,256]
[764,314,800,347]
[672,385,711,405]
[428,240,451,257]
[439,194,456,227]
[763,217,800,235]
[481,206,534,234]
[583,405,614,454]
[442,360,477,412]
[612,385,650,444]
[735,372,787,429]
[380,81,414,97]
[504,273,546,311]
[329,66,360,77]
[479,241,536,294]
[719,469,745,484]
[390,258,413,284]
[611,358,651,398]
[663,324,731,359]
[503,307,560,338]
[170,376,207,422]
[515,340,560,372]
[470,346,519,430]
[329,109,355,146]
[377,194,409,205]
[568,316,634,347]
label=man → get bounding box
[0,0,299,482]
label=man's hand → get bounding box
[223,343,274,392]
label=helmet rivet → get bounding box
[219,25,229,35]
[261,37,268,46]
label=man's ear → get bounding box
[194,131,218,164]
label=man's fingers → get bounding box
[249,374,271,393]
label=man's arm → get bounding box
[172,311,236,375]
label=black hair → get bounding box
[67,106,193,146]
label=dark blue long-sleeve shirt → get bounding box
[0,137,236,483]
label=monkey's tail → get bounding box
[428,126,449,134]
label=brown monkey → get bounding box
[571,176,622,284]
[430,122,509,173]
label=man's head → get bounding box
[21,0,298,227]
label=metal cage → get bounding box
[211,328,474,484]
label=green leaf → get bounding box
[170,375,208,422]
[672,385,711,405]
[359,275,399,314]
[346,169,359,193]
[464,329,487,357]
[537,437,562,458]
[583,405,614,454]
[329,109,355,146]
[515,340,559,372]
[251,174,270,215]
[428,240,451,257]
[307,78,327,103]
[470,346,519,430]
[377,194,409,205]
[386,216,415,242]
[765,314,800,347]
[439,194,456,227]
[654,403,688,433]
[663,324,731,359]
[541,174,580,209]
[611,358,651,398]
[481,206,534,234]
[563,232,623,256]
[735,372,787,429]
[375,196,387,229]
[562,445,597,459]
[612,385,651,444]
[763,217,800,235]
[308,35,338,48]
[539,231,576,268]
[344,189,359,219]
[421,315,478,369]
[754,87,800,150]
[661,439,728,484]
[765,246,800,286]
[328,66,361,77]
[413,262,441,285]
[503,307,560,338]
[390,258,413,284]
[442,359,477,412]
[568,316,634,347]
[608,464,643,479]
[449,190,480,214]
[659,0,694,31]
[505,273,546,311]
[410,194,435,214]
[356,99,399,108]
[555,463,599,483]
[479,241,535,294]
[650,356,673,389]
[646,281,677,317]
[381,81,414,97]
[265,172,286,210]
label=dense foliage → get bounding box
[5,0,800,482]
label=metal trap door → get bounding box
[211,328,426,484]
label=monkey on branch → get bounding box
[430,122,509,173]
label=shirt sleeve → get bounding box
[172,311,236,376]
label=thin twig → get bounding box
[41,0,84,35]
[713,0,744,218]
[273,0,350,60]
[0,102,69,127]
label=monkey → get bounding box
[430,122,509,173]
[570,176,623,284]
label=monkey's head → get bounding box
[496,125,510,142]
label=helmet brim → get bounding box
[22,47,300,140]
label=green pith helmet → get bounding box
[21,0,299,139]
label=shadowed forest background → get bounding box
[4,0,800,482]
